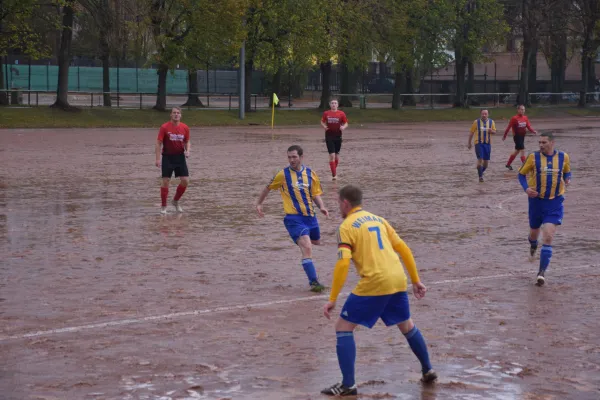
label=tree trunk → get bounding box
[466,60,475,105]
[100,32,111,107]
[182,70,204,107]
[587,56,596,104]
[318,61,332,109]
[51,1,76,111]
[550,35,567,104]
[391,71,405,109]
[518,34,534,107]
[404,67,416,106]
[244,59,253,112]
[154,64,168,111]
[269,66,282,108]
[0,55,8,106]
[339,62,353,107]
[528,40,538,103]
[454,54,467,107]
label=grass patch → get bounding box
[1,106,600,129]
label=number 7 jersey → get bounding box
[337,208,409,296]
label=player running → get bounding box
[321,184,437,396]
[155,107,190,214]
[321,99,348,180]
[518,132,571,286]
[468,109,496,182]
[503,104,537,170]
[255,145,329,292]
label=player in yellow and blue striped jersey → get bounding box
[255,145,329,292]
[320,185,436,396]
[468,109,496,182]
[518,132,571,286]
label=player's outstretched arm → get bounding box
[255,186,270,217]
[324,258,351,319]
[313,195,329,217]
[502,119,512,140]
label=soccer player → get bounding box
[255,145,329,292]
[321,99,348,180]
[155,107,190,214]
[321,185,437,396]
[518,132,571,286]
[467,109,496,182]
[502,104,537,170]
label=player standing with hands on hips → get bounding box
[155,107,191,214]
[321,99,348,180]
[321,185,437,396]
[503,104,537,170]
[517,132,571,286]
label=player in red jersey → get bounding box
[502,104,537,170]
[321,99,348,180]
[155,107,191,214]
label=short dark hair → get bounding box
[540,131,555,140]
[287,145,303,156]
[339,185,363,207]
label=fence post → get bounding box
[229,94,231,110]
[46,63,49,91]
[140,93,142,110]
[91,92,93,108]
[28,58,32,106]
[36,91,39,106]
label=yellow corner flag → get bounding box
[271,93,279,129]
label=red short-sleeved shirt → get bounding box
[507,115,533,136]
[321,110,348,137]
[157,122,190,155]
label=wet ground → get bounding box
[1,118,599,400]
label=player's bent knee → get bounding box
[335,317,357,332]
[397,318,415,334]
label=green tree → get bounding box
[180,0,244,107]
[375,0,452,109]
[0,0,58,105]
[51,0,77,110]
[571,0,600,107]
[449,0,507,107]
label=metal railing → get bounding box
[2,90,600,110]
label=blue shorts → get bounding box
[475,143,491,161]
[340,292,411,329]
[528,196,564,229]
[283,214,320,243]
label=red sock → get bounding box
[335,159,339,168]
[174,184,187,201]
[507,154,516,166]
[329,161,337,176]
[520,155,526,163]
[160,187,168,207]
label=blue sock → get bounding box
[482,166,487,174]
[477,166,483,178]
[540,244,553,272]
[404,326,432,374]
[301,258,318,284]
[336,331,356,387]
[529,237,538,249]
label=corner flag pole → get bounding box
[271,93,279,129]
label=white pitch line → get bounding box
[0,263,596,342]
